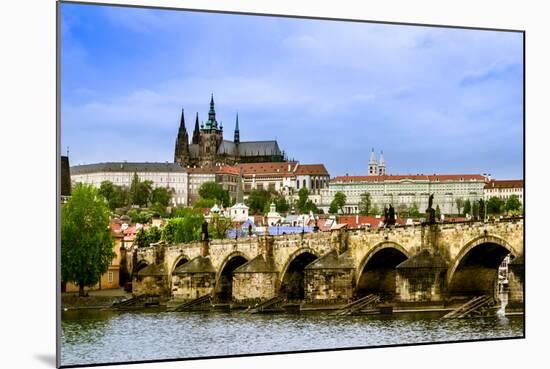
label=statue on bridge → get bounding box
[425,194,436,225]
[383,205,396,226]
[478,198,486,221]
[201,220,209,241]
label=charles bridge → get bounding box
[127,218,524,307]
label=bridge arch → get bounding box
[279,248,320,300]
[214,251,249,302]
[446,234,516,298]
[132,260,149,277]
[170,253,192,274]
[355,241,410,299]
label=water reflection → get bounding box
[61,310,524,367]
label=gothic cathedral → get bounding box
[174,95,286,167]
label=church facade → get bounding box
[174,95,286,167]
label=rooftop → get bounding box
[331,174,487,183]
[71,162,187,175]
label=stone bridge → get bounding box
[129,218,523,306]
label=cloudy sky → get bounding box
[60,3,524,179]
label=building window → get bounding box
[297,180,300,189]
[108,272,113,283]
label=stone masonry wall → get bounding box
[232,272,278,302]
[171,272,216,300]
[304,269,354,302]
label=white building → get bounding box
[321,174,487,215]
[230,202,249,222]
[266,202,283,225]
[70,162,189,206]
[236,162,330,203]
[484,179,524,205]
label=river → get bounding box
[60,310,524,366]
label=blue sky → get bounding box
[61,3,524,179]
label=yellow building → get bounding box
[64,225,123,293]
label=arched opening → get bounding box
[172,256,190,274]
[216,255,248,303]
[132,260,149,280]
[280,252,318,301]
[356,247,408,300]
[448,241,514,299]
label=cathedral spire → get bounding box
[192,112,200,144]
[206,93,218,129]
[174,108,189,164]
[234,112,240,143]
[178,108,187,134]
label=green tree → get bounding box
[98,180,115,207]
[275,196,289,213]
[151,187,173,207]
[487,196,505,215]
[435,205,441,220]
[463,199,472,216]
[408,202,420,217]
[472,200,480,219]
[127,208,153,224]
[246,188,271,214]
[193,198,217,209]
[129,173,153,207]
[455,198,464,215]
[134,227,148,248]
[208,214,234,239]
[358,192,371,215]
[61,183,115,296]
[369,204,380,216]
[146,226,162,245]
[505,195,522,213]
[331,192,347,214]
[296,187,310,213]
[149,202,168,218]
[99,181,129,210]
[162,209,204,244]
[328,202,338,214]
[198,182,230,207]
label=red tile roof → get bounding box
[187,165,240,175]
[331,174,486,183]
[236,162,298,175]
[295,164,329,176]
[337,215,405,229]
[484,179,524,189]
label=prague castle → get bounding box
[174,95,286,167]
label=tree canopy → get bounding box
[358,192,371,215]
[129,172,153,207]
[505,195,522,214]
[330,192,346,214]
[487,196,505,215]
[161,209,205,244]
[246,188,272,214]
[198,182,230,207]
[61,183,115,296]
[151,187,173,207]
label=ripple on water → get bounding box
[61,310,524,366]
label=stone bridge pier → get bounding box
[128,218,524,308]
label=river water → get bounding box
[60,309,524,366]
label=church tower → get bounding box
[192,112,200,145]
[234,112,240,144]
[174,109,190,166]
[198,94,224,166]
[368,148,378,176]
[378,150,386,175]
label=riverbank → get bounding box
[61,288,132,310]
